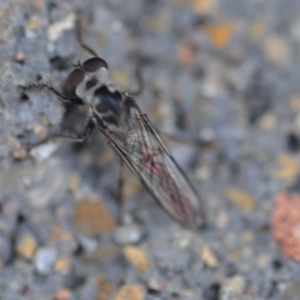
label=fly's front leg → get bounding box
[75,12,99,57]
[20,83,84,105]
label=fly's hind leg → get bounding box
[117,160,136,225]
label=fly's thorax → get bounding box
[91,84,131,130]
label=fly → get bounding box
[22,40,204,230]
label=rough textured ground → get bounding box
[1,0,300,299]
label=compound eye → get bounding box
[66,69,84,95]
[83,57,108,72]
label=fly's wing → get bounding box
[103,100,204,229]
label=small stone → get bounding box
[96,275,115,300]
[221,275,246,300]
[12,148,27,160]
[15,52,25,63]
[123,246,150,273]
[258,113,277,130]
[34,247,57,275]
[201,246,218,268]
[15,233,37,260]
[35,0,44,11]
[47,13,76,41]
[257,254,270,269]
[223,188,255,212]
[73,200,116,236]
[177,44,194,68]
[272,193,300,262]
[274,155,298,186]
[264,35,291,69]
[78,235,98,254]
[114,284,145,300]
[54,257,71,274]
[289,94,300,110]
[82,245,119,263]
[33,124,47,140]
[204,22,237,50]
[54,289,72,300]
[26,19,41,38]
[112,224,144,246]
[30,142,58,162]
[191,0,216,14]
[69,173,80,194]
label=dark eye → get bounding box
[83,57,108,72]
[66,69,84,95]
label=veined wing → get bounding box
[102,98,204,229]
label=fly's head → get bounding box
[66,57,131,130]
[66,57,109,100]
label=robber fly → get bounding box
[24,49,204,230]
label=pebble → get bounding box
[54,256,71,274]
[191,0,216,14]
[123,245,150,273]
[220,275,246,300]
[69,173,80,194]
[73,200,116,236]
[201,246,218,268]
[96,275,115,300]
[30,142,58,162]
[272,193,300,262]
[15,232,37,260]
[54,289,72,300]
[274,155,298,186]
[204,22,238,50]
[77,235,98,254]
[47,13,76,41]
[114,284,145,300]
[263,35,291,69]
[34,247,57,275]
[112,224,145,246]
[223,188,255,212]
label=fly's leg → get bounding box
[159,131,217,150]
[77,11,150,96]
[118,160,128,224]
[20,83,84,105]
[25,119,95,153]
[127,54,153,96]
[50,118,95,143]
[76,12,98,57]
[19,83,92,149]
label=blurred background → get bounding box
[1,0,300,299]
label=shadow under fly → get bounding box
[20,15,205,230]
